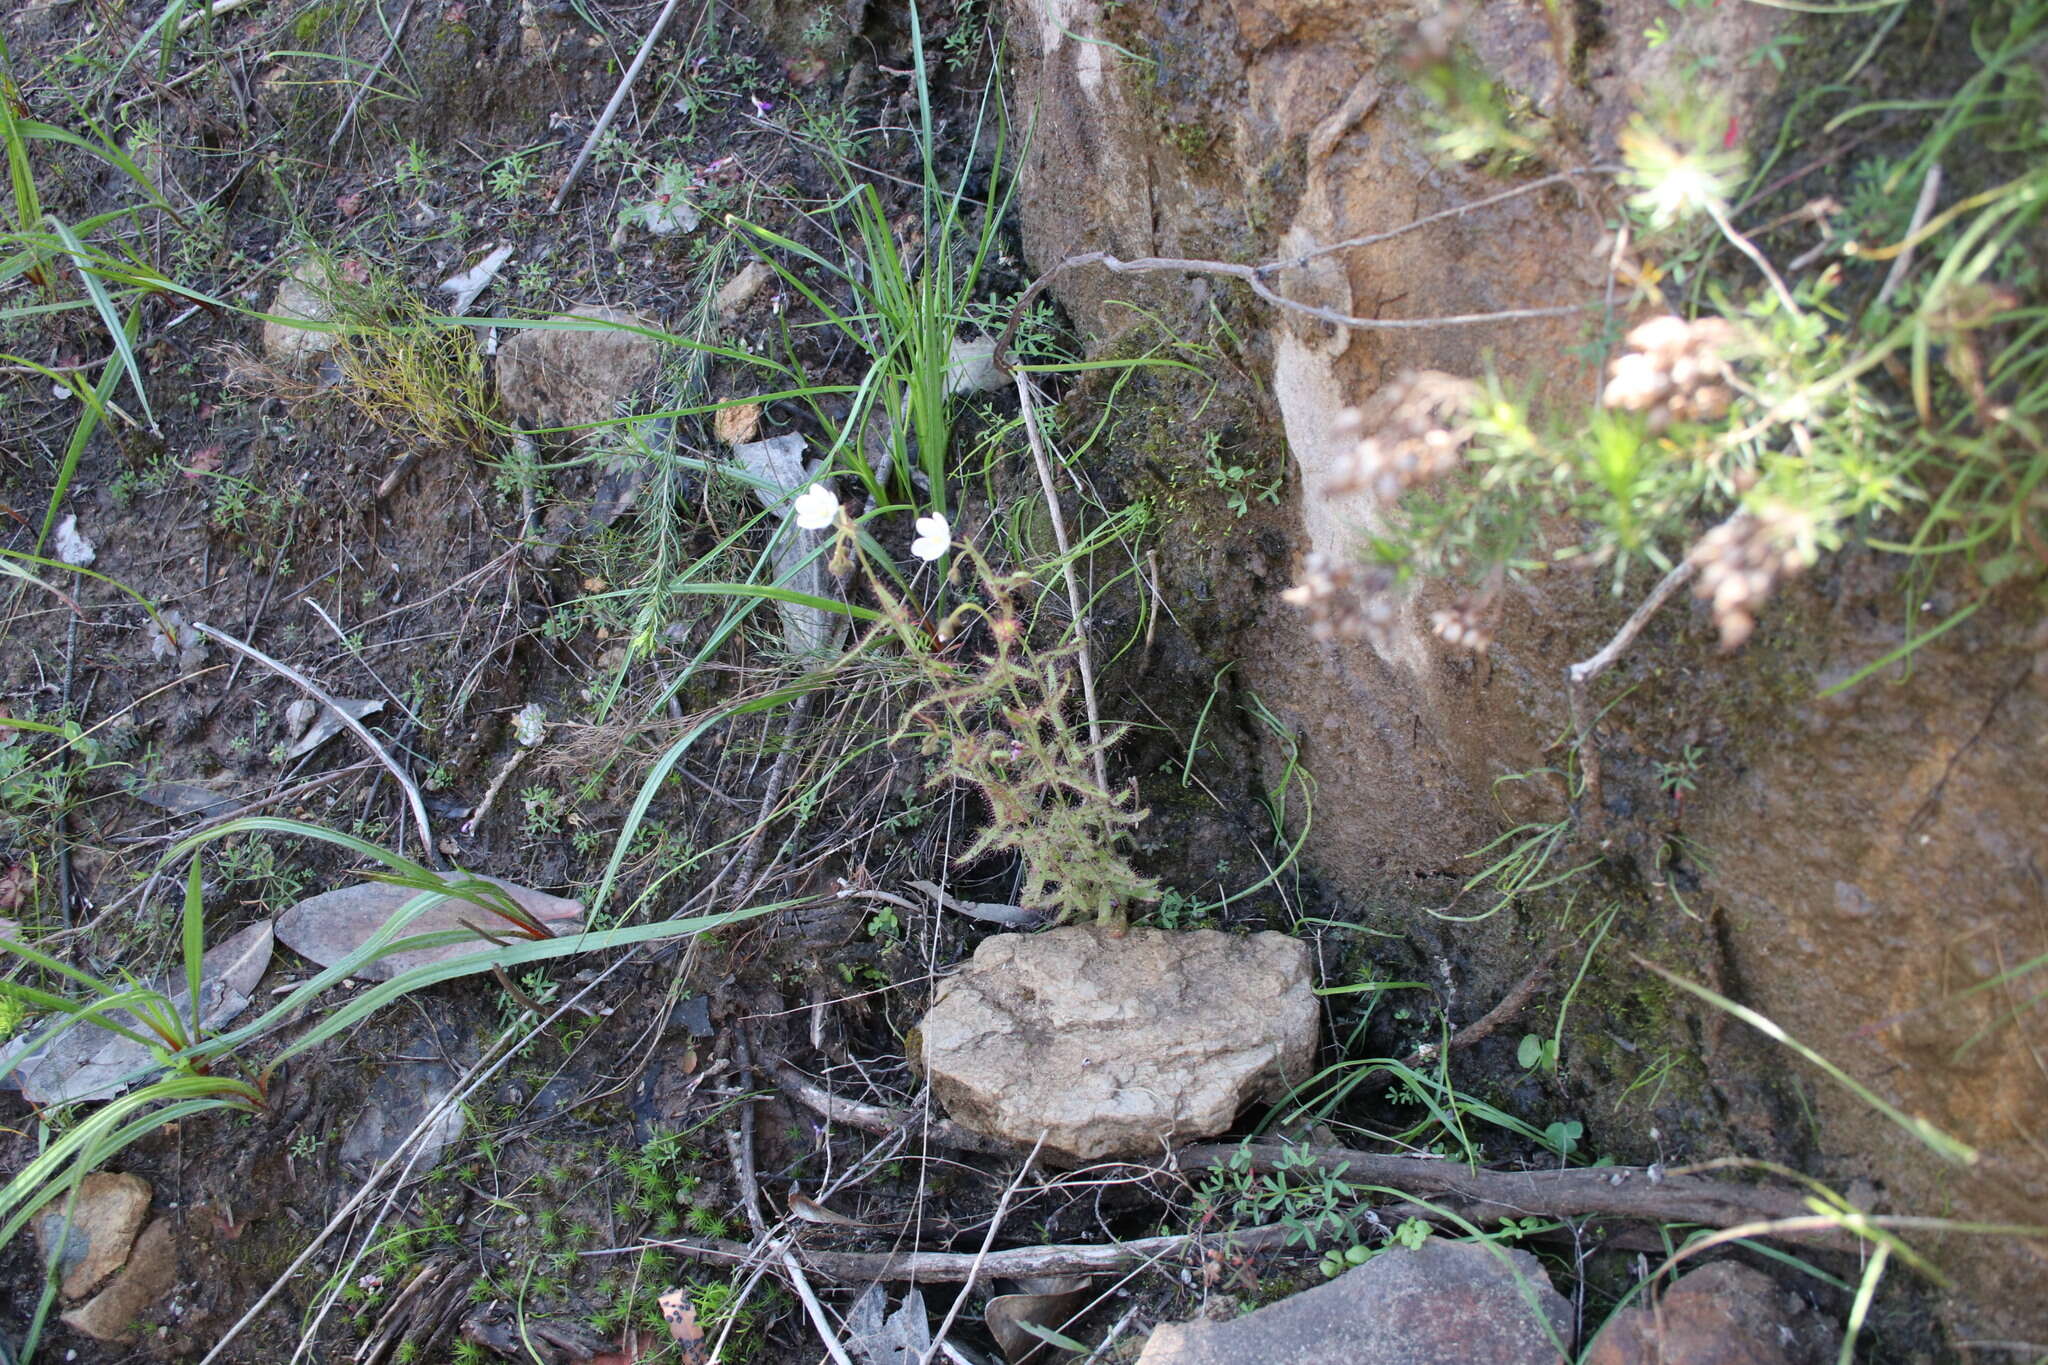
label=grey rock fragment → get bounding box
[1136,1239,1571,1365]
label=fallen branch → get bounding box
[625,1224,1303,1282]
[768,1061,1014,1157]
[1175,1143,1821,1236]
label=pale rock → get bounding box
[495,305,662,431]
[60,1217,178,1343]
[944,336,1008,396]
[34,1172,152,1300]
[261,258,338,367]
[716,261,775,319]
[917,925,1317,1163]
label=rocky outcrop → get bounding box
[917,925,1317,1163]
[1003,0,2048,1331]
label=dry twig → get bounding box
[190,622,437,861]
[1014,373,1107,790]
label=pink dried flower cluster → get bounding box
[1602,315,1740,431]
[1280,556,1397,648]
[1326,371,1479,500]
[1688,502,1817,649]
[1429,599,1494,654]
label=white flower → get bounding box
[910,513,951,562]
[792,483,840,531]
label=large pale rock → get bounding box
[495,304,662,431]
[1137,1239,1570,1365]
[1582,1262,1839,1365]
[917,926,1316,1163]
[34,1172,152,1300]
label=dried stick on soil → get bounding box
[775,1239,857,1365]
[920,1132,1047,1365]
[768,1060,1019,1157]
[327,0,416,153]
[642,1221,1347,1281]
[549,0,689,211]
[1173,1144,1820,1235]
[727,690,817,902]
[1875,162,1944,308]
[190,621,437,862]
[1014,373,1107,790]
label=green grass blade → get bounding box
[44,222,152,429]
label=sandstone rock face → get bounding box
[34,1172,152,1300]
[1003,0,2048,1331]
[1582,1262,1839,1365]
[918,926,1316,1163]
[1136,1239,1570,1365]
[495,304,661,430]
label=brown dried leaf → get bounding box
[985,1277,1092,1364]
[274,875,582,982]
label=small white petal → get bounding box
[792,483,840,531]
[910,513,950,562]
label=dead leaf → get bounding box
[0,705,17,746]
[985,1277,1092,1364]
[439,244,514,317]
[788,1189,874,1229]
[3,920,274,1105]
[130,782,236,820]
[336,190,365,217]
[282,697,383,761]
[845,1285,933,1365]
[656,1289,707,1365]
[274,874,582,982]
[183,444,225,478]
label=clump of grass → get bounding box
[323,260,498,450]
